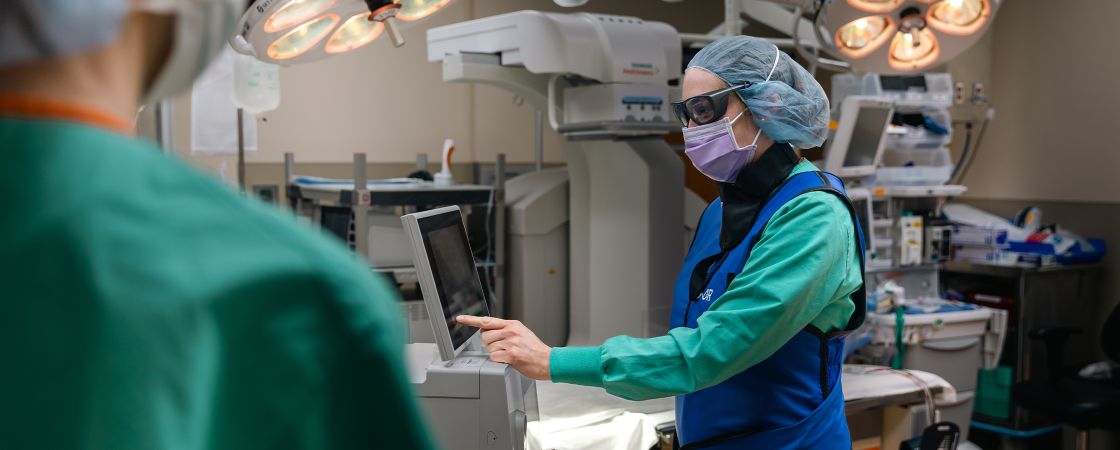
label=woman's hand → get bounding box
[456,315,552,381]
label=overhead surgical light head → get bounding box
[231,0,456,65]
[819,0,1001,73]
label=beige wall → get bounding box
[961,0,1120,204]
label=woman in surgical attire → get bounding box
[459,36,866,450]
[0,1,433,449]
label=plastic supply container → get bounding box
[875,147,953,186]
[883,109,953,150]
[950,246,1028,266]
[882,146,952,167]
[951,226,1010,246]
[862,73,954,109]
[903,335,984,391]
[874,166,953,186]
[867,308,993,391]
[831,73,954,111]
[938,391,976,440]
[868,308,992,345]
[1007,239,1108,265]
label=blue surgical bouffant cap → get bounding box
[687,36,830,149]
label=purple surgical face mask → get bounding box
[682,111,763,182]
[682,45,782,182]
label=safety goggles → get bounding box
[671,83,749,127]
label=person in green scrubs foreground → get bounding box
[0,1,434,449]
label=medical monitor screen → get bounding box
[419,212,490,351]
[843,106,892,168]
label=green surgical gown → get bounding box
[0,117,436,449]
[550,160,863,401]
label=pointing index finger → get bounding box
[456,315,506,330]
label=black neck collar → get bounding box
[717,143,800,250]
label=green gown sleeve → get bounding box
[549,192,860,401]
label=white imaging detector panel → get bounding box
[426,11,682,130]
[825,96,894,179]
[427,10,679,86]
[402,206,491,361]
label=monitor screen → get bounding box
[419,212,490,351]
[842,105,892,168]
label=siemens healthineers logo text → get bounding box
[255,0,277,13]
[622,62,660,76]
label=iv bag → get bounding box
[232,52,280,115]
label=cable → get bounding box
[958,117,990,182]
[955,110,992,184]
[949,122,973,183]
[869,367,939,427]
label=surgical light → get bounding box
[835,16,894,58]
[928,0,989,35]
[267,14,340,60]
[231,0,457,66]
[264,0,336,33]
[848,0,905,14]
[396,0,453,21]
[816,0,1001,74]
[326,12,386,54]
[889,28,939,70]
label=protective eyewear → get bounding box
[672,84,748,127]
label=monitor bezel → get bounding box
[401,205,489,362]
[825,96,894,179]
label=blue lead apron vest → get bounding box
[670,171,867,450]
